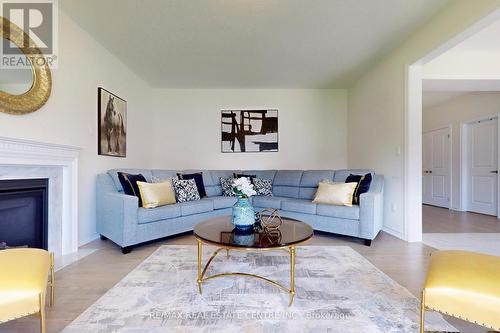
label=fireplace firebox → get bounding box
[0,178,48,249]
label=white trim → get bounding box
[0,136,81,255]
[78,233,100,247]
[382,226,405,240]
[404,65,423,242]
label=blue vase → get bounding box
[233,227,255,246]
[231,197,255,230]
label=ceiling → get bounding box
[61,0,450,88]
[422,91,466,109]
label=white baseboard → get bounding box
[382,226,405,241]
[78,233,99,247]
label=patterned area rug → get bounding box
[63,246,457,333]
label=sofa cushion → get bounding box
[150,170,179,182]
[316,204,360,220]
[273,170,303,186]
[211,196,237,209]
[298,187,317,200]
[281,199,317,215]
[178,199,214,216]
[273,186,299,198]
[252,196,285,209]
[300,170,335,187]
[138,205,181,224]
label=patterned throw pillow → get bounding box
[253,178,273,196]
[220,177,235,197]
[172,178,200,202]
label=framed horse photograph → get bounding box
[98,87,127,157]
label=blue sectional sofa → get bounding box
[96,169,384,253]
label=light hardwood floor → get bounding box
[1,206,498,333]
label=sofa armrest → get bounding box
[96,174,139,247]
[359,175,384,240]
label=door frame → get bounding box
[404,9,500,242]
[422,125,452,209]
[460,114,500,217]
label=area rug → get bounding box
[62,246,456,333]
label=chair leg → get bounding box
[50,252,55,306]
[420,290,425,333]
[39,293,46,333]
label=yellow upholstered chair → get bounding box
[420,250,500,333]
[0,248,55,333]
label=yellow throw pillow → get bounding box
[137,180,176,208]
[313,182,358,207]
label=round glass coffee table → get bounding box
[194,216,313,306]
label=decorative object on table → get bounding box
[117,172,146,207]
[177,172,207,197]
[313,181,358,207]
[345,173,373,205]
[136,180,176,208]
[98,87,127,157]
[253,178,273,196]
[221,110,278,152]
[258,208,283,231]
[220,177,236,196]
[172,178,200,203]
[231,177,257,229]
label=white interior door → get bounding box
[467,118,498,216]
[422,128,450,208]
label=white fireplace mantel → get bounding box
[0,136,82,255]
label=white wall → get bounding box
[0,10,153,245]
[423,92,500,210]
[151,89,347,170]
[348,0,500,239]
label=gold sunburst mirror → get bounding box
[0,16,52,115]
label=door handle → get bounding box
[490,170,498,174]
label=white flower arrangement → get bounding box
[232,177,257,198]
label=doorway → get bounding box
[462,117,498,216]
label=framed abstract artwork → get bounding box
[221,110,278,153]
[98,87,127,157]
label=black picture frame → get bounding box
[97,87,127,157]
[221,109,279,153]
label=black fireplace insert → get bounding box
[0,178,48,249]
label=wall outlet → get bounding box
[391,203,397,212]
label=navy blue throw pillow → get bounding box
[177,172,207,197]
[345,173,372,205]
[117,172,147,207]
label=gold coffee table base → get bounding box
[196,239,297,306]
